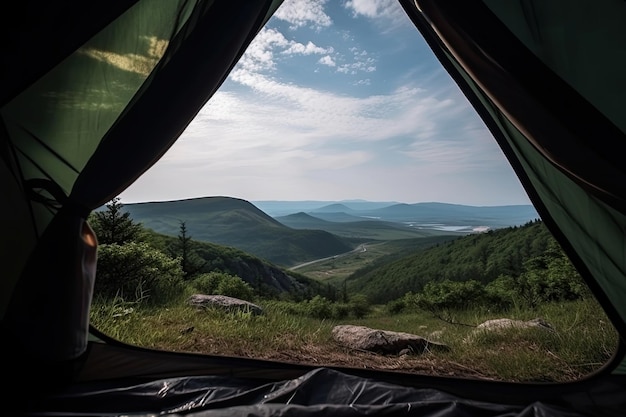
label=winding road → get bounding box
[289,244,367,271]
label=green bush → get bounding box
[484,275,517,311]
[95,242,185,305]
[191,272,224,294]
[349,293,371,318]
[191,272,254,301]
[305,295,333,320]
[216,275,254,301]
[417,279,486,311]
[386,298,407,315]
[331,303,351,319]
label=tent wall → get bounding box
[1,0,284,364]
[402,0,626,373]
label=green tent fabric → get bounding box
[2,0,625,415]
[2,0,282,360]
[402,0,626,373]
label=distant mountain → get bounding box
[275,212,335,229]
[305,212,372,223]
[310,203,354,213]
[252,200,399,216]
[123,196,354,267]
[272,201,538,229]
[276,212,461,240]
[335,202,539,227]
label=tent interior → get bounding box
[2,0,626,415]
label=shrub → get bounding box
[216,275,254,301]
[331,303,351,319]
[417,279,487,312]
[191,272,254,301]
[304,295,333,320]
[95,242,184,305]
[484,275,517,311]
[386,298,407,315]
[349,293,371,318]
[192,272,225,294]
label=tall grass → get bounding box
[90,296,619,383]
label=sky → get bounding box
[119,0,532,207]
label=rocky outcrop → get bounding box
[188,294,263,315]
[465,317,555,343]
[475,318,554,332]
[332,325,449,356]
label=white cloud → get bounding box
[344,0,409,29]
[337,59,376,74]
[236,27,334,78]
[318,55,336,67]
[168,75,485,178]
[344,0,400,18]
[273,0,332,29]
[283,41,333,56]
[235,28,289,73]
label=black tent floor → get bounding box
[20,367,618,417]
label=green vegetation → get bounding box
[191,272,255,301]
[89,200,619,383]
[91,296,617,382]
[345,220,556,303]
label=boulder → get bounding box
[188,294,263,315]
[475,318,554,332]
[465,317,555,343]
[332,324,449,355]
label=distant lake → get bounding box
[407,223,489,233]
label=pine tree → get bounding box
[90,197,143,245]
[176,220,205,279]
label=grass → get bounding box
[90,296,619,383]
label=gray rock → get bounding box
[332,324,449,355]
[476,318,554,331]
[188,294,263,315]
[465,317,555,344]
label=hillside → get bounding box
[346,220,554,303]
[144,230,329,300]
[123,197,354,267]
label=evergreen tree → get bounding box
[176,220,205,279]
[178,221,192,278]
[90,197,143,245]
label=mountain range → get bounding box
[268,201,539,229]
[121,196,539,267]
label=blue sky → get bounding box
[119,0,531,207]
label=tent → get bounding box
[2,0,625,415]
